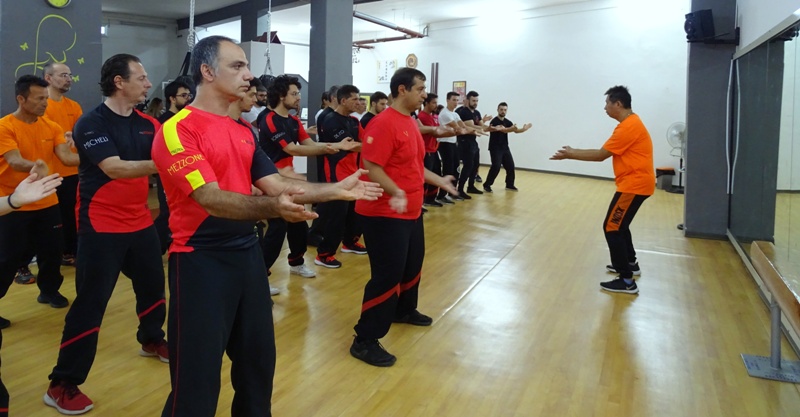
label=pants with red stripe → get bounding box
[604,192,649,279]
[316,201,360,258]
[260,218,308,269]
[49,227,166,385]
[354,215,424,340]
[162,245,274,417]
[0,329,8,417]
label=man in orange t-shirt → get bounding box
[0,75,80,324]
[551,85,654,295]
[44,62,83,266]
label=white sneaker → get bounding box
[270,286,280,296]
[290,264,316,278]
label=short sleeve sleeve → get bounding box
[603,123,634,156]
[361,119,395,167]
[153,121,219,197]
[0,120,18,156]
[73,118,120,165]
[251,146,278,182]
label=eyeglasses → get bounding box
[176,93,193,99]
[289,92,301,97]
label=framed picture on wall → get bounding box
[452,81,466,105]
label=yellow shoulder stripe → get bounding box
[163,109,192,156]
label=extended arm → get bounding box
[54,143,80,166]
[98,156,158,179]
[550,146,612,162]
[191,181,316,222]
[1,168,62,216]
[253,169,382,205]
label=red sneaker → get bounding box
[44,380,93,415]
[140,339,169,363]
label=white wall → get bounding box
[102,15,183,103]
[353,0,690,180]
[737,0,800,50]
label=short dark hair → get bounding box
[190,35,235,86]
[99,54,141,97]
[370,91,388,104]
[446,91,460,100]
[320,91,330,109]
[267,75,301,108]
[164,79,193,102]
[327,85,340,102]
[605,85,632,109]
[498,102,508,108]
[466,91,479,100]
[390,67,426,98]
[15,75,49,98]
[249,78,263,89]
[434,104,444,115]
[423,93,438,105]
[337,84,360,102]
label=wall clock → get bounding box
[45,0,72,8]
[406,54,418,68]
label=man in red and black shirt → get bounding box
[360,91,388,129]
[44,54,168,415]
[418,93,444,207]
[315,85,366,268]
[257,75,357,278]
[350,68,457,367]
[152,36,381,417]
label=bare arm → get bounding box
[191,181,316,222]
[254,169,382,205]
[54,143,80,166]
[283,141,337,156]
[363,159,405,213]
[424,169,458,196]
[1,169,62,216]
[550,146,612,162]
[3,150,39,173]
[98,156,158,179]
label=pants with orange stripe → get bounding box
[354,215,424,340]
[604,192,649,279]
[49,227,166,385]
[161,245,274,417]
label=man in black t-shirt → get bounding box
[257,75,356,278]
[455,90,493,198]
[360,91,388,129]
[315,85,366,268]
[484,102,532,193]
[45,54,167,415]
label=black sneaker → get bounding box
[483,185,493,193]
[350,338,396,367]
[37,292,69,308]
[506,186,519,191]
[436,197,454,205]
[475,174,483,183]
[606,262,641,276]
[15,267,35,285]
[450,193,465,201]
[457,191,472,200]
[466,187,484,195]
[0,316,10,329]
[314,255,342,269]
[600,277,639,294]
[423,199,443,208]
[61,254,76,267]
[393,310,433,326]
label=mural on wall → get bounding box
[14,14,83,84]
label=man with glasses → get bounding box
[159,79,193,125]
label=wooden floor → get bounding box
[5,169,800,416]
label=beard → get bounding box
[256,100,267,107]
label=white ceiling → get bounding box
[102,0,592,38]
